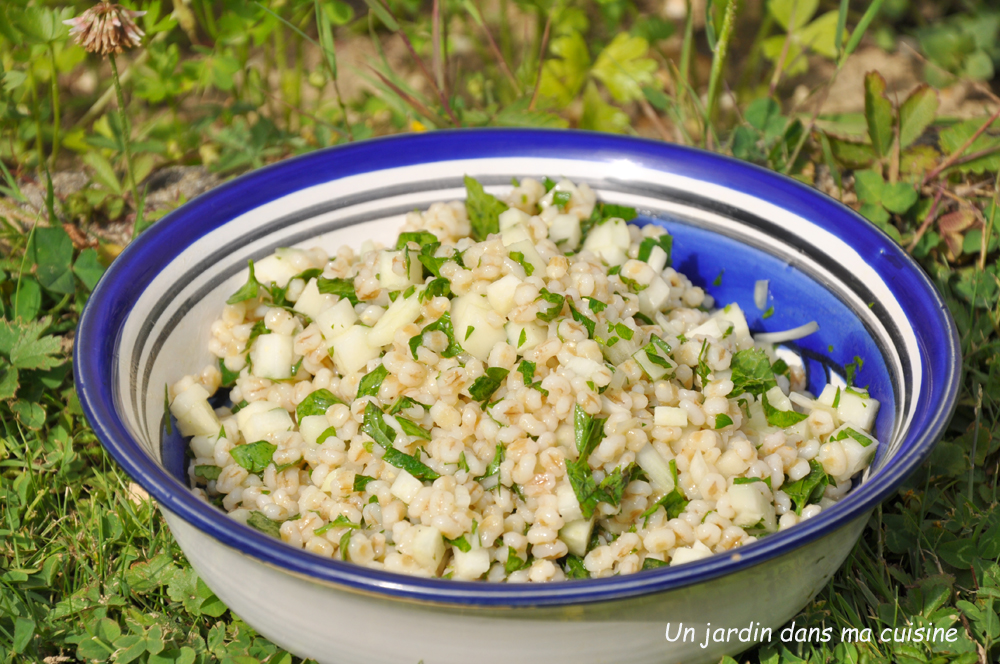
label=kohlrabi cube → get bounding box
[505,321,547,353]
[451,293,506,362]
[646,244,669,273]
[249,333,294,380]
[407,524,446,570]
[505,239,547,274]
[559,518,594,557]
[582,218,630,266]
[254,248,311,288]
[377,249,421,291]
[712,303,752,349]
[452,547,490,580]
[817,385,879,432]
[391,469,425,504]
[636,444,676,493]
[486,274,522,315]
[548,213,582,250]
[368,288,422,348]
[315,299,357,342]
[638,275,670,316]
[670,541,713,565]
[727,482,777,532]
[498,207,530,232]
[329,325,381,374]
[240,406,294,443]
[299,414,332,445]
[293,278,335,320]
[171,383,222,437]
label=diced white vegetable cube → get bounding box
[505,239,547,274]
[451,294,506,362]
[638,276,670,316]
[391,469,425,504]
[408,525,446,570]
[315,299,358,342]
[330,325,381,374]
[500,223,532,247]
[817,385,880,432]
[486,274,522,315]
[368,289,422,348]
[249,333,294,380]
[654,406,688,428]
[235,400,273,429]
[254,251,306,289]
[452,548,490,580]
[633,342,675,381]
[548,213,582,250]
[293,278,335,320]
[498,208,530,232]
[670,541,713,566]
[582,218,631,266]
[505,321,547,352]
[764,385,793,412]
[190,433,219,459]
[646,244,668,273]
[727,483,776,531]
[687,318,724,340]
[559,518,594,557]
[171,383,222,437]
[377,250,421,291]
[299,414,332,445]
[241,406,293,443]
[829,424,879,481]
[555,482,584,523]
[712,303,752,348]
[636,444,676,493]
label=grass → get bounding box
[1,0,999,662]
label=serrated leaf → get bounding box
[938,117,1000,175]
[125,553,178,593]
[32,226,75,294]
[768,0,819,31]
[864,72,894,159]
[83,150,122,195]
[881,182,918,214]
[591,32,657,103]
[537,31,591,107]
[4,317,63,371]
[827,134,876,168]
[938,538,978,568]
[898,85,938,149]
[73,248,106,291]
[580,81,629,134]
[11,5,69,44]
[901,144,940,174]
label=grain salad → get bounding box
[168,176,881,582]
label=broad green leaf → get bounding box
[744,97,786,139]
[3,317,62,371]
[83,151,123,195]
[13,276,41,321]
[796,10,839,59]
[827,134,876,168]
[881,182,918,214]
[938,117,1000,175]
[324,0,354,25]
[537,31,591,107]
[124,553,178,592]
[852,169,884,204]
[464,176,508,241]
[33,226,75,295]
[864,71,894,158]
[12,399,46,428]
[768,0,819,31]
[901,145,940,174]
[73,248,106,291]
[963,49,995,81]
[938,538,978,568]
[12,617,34,653]
[580,81,629,134]
[859,201,890,226]
[494,102,568,128]
[591,33,657,103]
[11,6,69,44]
[0,361,18,400]
[898,85,938,149]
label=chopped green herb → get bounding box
[535,289,566,322]
[421,277,452,301]
[762,392,808,428]
[231,399,249,414]
[552,190,572,209]
[845,355,865,387]
[563,554,590,578]
[732,476,772,489]
[783,460,829,515]
[296,388,346,421]
[361,403,440,480]
[505,547,530,574]
[246,511,281,538]
[581,202,638,244]
[245,319,270,351]
[637,234,672,266]
[227,260,262,304]
[457,451,469,472]
[396,231,439,250]
[409,312,464,360]
[340,530,352,561]
[317,426,337,444]
[570,305,596,338]
[474,443,504,483]
[585,297,607,313]
[353,474,376,492]
[389,396,431,415]
[465,175,509,241]
[771,359,790,376]
[633,312,654,325]
[613,322,634,340]
[642,557,669,570]
[508,250,535,276]
[762,305,774,319]
[397,416,432,440]
[832,386,842,408]
[606,265,622,276]
[357,365,389,399]
[230,441,278,474]
[163,384,173,435]
[729,348,778,397]
[574,405,607,459]
[219,357,240,388]
[469,367,510,403]
[714,413,734,429]
[194,465,222,481]
[464,325,475,341]
[831,427,874,447]
[695,339,711,385]
[543,177,557,192]
[316,277,359,306]
[446,535,472,552]
[517,328,527,348]
[712,270,724,287]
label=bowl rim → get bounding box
[75,128,961,606]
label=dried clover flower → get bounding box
[63,1,146,55]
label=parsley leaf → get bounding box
[637,234,672,265]
[468,367,510,403]
[729,348,778,397]
[361,403,440,480]
[642,557,669,570]
[446,535,472,552]
[831,427,874,447]
[246,512,282,537]
[353,474,377,492]
[783,460,830,515]
[227,260,262,304]
[219,357,240,388]
[316,277,359,306]
[508,250,535,276]
[535,289,566,322]
[230,441,277,474]
[409,312,463,359]
[474,443,504,483]
[465,175,509,241]
[194,465,222,481]
[640,459,688,523]
[574,404,607,459]
[714,413,734,429]
[396,231,439,250]
[505,546,530,574]
[296,388,346,421]
[357,365,389,399]
[761,392,808,428]
[570,305,596,338]
[563,554,590,578]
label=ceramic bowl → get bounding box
[75,129,960,664]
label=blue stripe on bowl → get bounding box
[75,129,961,606]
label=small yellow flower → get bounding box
[63,1,146,56]
[409,119,427,133]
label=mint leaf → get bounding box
[397,416,431,440]
[831,427,874,447]
[574,404,606,460]
[353,474,376,492]
[194,465,222,481]
[730,348,778,397]
[396,231,438,250]
[316,277,359,306]
[410,312,463,359]
[714,414,734,429]
[361,403,439,480]
[783,460,829,515]
[246,511,281,538]
[508,250,535,276]
[642,557,668,570]
[535,289,566,322]
[296,388,345,420]
[637,234,672,265]
[446,535,472,552]
[227,260,262,304]
[570,305,596,338]
[505,546,529,574]
[230,441,277,474]
[468,367,509,403]
[357,365,389,399]
[474,443,504,483]
[563,554,590,578]
[465,175,508,241]
[219,357,240,388]
[762,392,808,428]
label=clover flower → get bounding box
[63,1,146,55]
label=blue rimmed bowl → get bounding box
[75,129,960,664]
